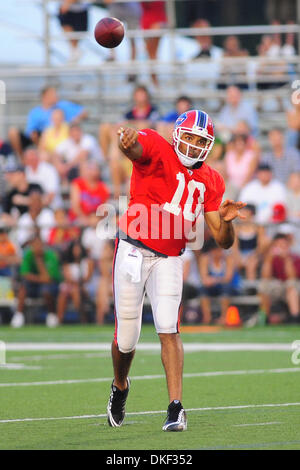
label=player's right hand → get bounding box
[118,127,139,150]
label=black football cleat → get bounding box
[107,377,130,427]
[162,400,187,432]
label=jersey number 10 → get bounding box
[163,172,205,222]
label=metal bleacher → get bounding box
[1,0,300,141]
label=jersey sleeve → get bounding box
[135,129,162,165]
[203,170,225,213]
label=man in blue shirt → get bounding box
[8,86,88,160]
[261,128,300,184]
[216,85,258,138]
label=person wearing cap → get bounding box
[271,203,287,224]
[238,163,287,225]
[1,163,43,227]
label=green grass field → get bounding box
[1,324,300,450]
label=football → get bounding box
[94,17,125,48]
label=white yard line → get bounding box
[0,364,41,370]
[3,342,296,352]
[233,422,282,427]
[8,352,110,362]
[0,367,300,387]
[0,403,300,424]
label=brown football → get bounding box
[94,17,125,48]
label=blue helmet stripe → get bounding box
[198,111,206,129]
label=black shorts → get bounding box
[20,132,34,150]
[58,10,88,32]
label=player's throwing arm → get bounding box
[118,127,143,160]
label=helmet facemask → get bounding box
[173,127,215,168]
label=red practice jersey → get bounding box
[118,129,225,256]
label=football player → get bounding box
[107,110,246,431]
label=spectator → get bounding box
[232,120,261,159]
[1,162,43,226]
[69,161,110,225]
[140,1,167,86]
[217,85,258,140]
[99,85,159,198]
[55,124,103,182]
[0,226,20,277]
[57,240,94,324]
[124,84,160,126]
[0,139,12,158]
[239,163,287,225]
[8,86,87,160]
[99,85,159,158]
[224,133,258,190]
[199,238,239,325]
[160,96,193,124]
[0,155,7,207]
[286,100,300,150]
[48,208,80,253]
[259,20,296,58]
[259,233,300,323]
[287,172,300,223]
[81,211,118,324]
[122,84,160,183]
[57,0,90,63]
[232,204,269,281]
[96,239,115,324]
[205,134,225,162]
[218,35,249,90]
[282,21,297,57]
[103,0,141,80]
[256,29,294,91]
[187,18,223,85]
[261,128,300,184]
[181,249,202,324]
[11,235,61,328]
[223,35,249,58]
[157,95,193,142]
[39,109,69,160]
[24,147,62,209]
[17,191,55,248]
[82,212,115,262]
[192,18,223,59]
[208,160,239,201]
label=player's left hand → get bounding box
[219,199,247,222]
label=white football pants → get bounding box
[113,239,183,353]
